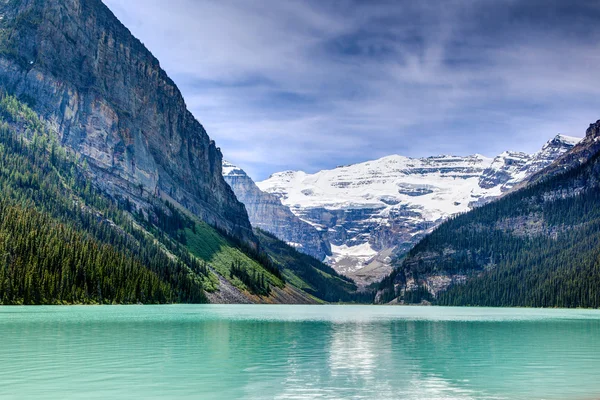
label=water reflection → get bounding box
[1,306,600,400]
[329,323,378,379]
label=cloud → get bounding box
[103,0,600,180]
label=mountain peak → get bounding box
[546,134,581,148]
[222,160,247,177]
[585,120,600,140]
[221,160,331,260]
[536,135,580,157]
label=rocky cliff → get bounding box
[257,135,579,285]
[0,0,255,246]
[222,161,330,260]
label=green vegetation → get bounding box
[0,94,208,304]
[0,93,376,304]
[184,224,283,293]
[379,146,600,308]
[230,261,270,296]
[255,229,374,303]
[141,199,286,295]
[140,200,287,295]
[0,201,174,304]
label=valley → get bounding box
[225,135,579,285]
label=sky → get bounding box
[103,0,600,181]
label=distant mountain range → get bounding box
[225,135,579,285]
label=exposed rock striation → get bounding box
[222,161,330,260]
[0,0,255,246]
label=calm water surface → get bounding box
[1,305,599,399]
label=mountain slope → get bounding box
[0,0,254,245]
[258,136,579,284]
[0,93,367,304]
[221,161,369,302]
[0,93,210,304]
[521,121,600,187]
[255,229,373,303]
[376,120,600,308]
[0,1,368,305]
[222,160,330,260]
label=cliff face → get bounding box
[0,0,255,246]
[222,161,330,260]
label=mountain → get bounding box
[0,94,210,304]
[222,160,330,260]
[257,135,579,285]
[476,135,581,196]
[521,121,600,187]
[376,119,600,308]
[222,162,370,302]
[0,0,366,304]
[0,0,253,245]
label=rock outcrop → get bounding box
[222,161,330,260]
[0,0,255,246]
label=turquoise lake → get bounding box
[1,305,600,399]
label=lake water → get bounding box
[1,305,600,400]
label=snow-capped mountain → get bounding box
[222,161,330,260]
[256,135,580,285]
[478,135,582,196]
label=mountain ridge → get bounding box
[223,160,331,260]
[254,134,579,284]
